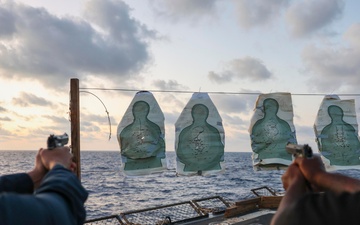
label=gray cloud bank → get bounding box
[286,0,344,37]
[0,0,156,88]
[302,24,360,92]
[150,0,219,23]
[12,92,55,107]
[151,0,349,91]
[233,0,290,29]
[152,0,344,38]
[208,57,272,84]
[0,0,352,93]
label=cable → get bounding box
[79,87,360,96]
[80,91,112,140]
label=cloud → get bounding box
[81,120,101,132]
[344,23,360,48]
[233,0,289,29]
[208,71,233,84]
[152,79,189,91]
[43,115,69,125]
[31,127,67,139]
[79,112,115,143]
[0,0,156,88]
[164,111,179,126]
[293,124,315,146]
[0,5,16,38]
[222,114,247,127]
[150,0,219,23]
[0,127,12,136]
[0,106,7,112]
[12,92,55,107]
[208,57,272,84]
[285,0,344,37]
[153,0,288,29]
[150,0,344,38]
[80,113,114,138]
[212,94,257,114]
[302,24,360,92]
[0,116,11,121]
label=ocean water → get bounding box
[81,152,284,219]
[1,151,360,220]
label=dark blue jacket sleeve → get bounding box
[0,165,88,225]
[0,173,34,194]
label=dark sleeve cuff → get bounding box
[0,173,34,194]
[36,164,88,224]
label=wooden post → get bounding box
[70,78,81,180]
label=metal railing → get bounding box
[85,196,230,225]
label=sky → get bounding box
[0,0,360,152]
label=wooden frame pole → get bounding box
[70,78,81,180]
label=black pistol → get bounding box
[286,143,313,158]
[47,133,69,150]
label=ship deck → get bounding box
[84,186,281,225]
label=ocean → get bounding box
[1,151,360,220]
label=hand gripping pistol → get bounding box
[286,143,313,159]
[47,133,69,150]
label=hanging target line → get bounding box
[80,91,111,141]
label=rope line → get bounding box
[79,87,360,96]
[80,91,112,140]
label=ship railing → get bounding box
[250,186,278,197]
[84,196,230,225]
[84,187,281,225]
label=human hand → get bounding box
[40,146,75,171]
[294,155,325,190]
[27,148,48,189]
[271,163,308,225]
[282,163,307,191]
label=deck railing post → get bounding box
[70,78,81,180]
